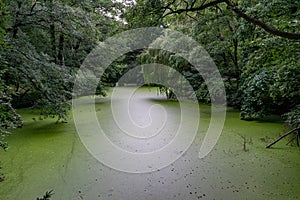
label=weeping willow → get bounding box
[140,49,189,100]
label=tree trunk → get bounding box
[49,0,57,63]
[57,32,65,66]
[12,1,22,39]
[232,38,239,89]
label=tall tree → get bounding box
[124,0,300,125]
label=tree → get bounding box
[124,0,300,128]
[0,0,7,48]
[0,0,121,181]
[125,1,242,104]
[238,2,300,119]
[0,0,119,121]
[0,0,23,151]
[160,0,300,39]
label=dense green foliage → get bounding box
[0,0,298,196]
[125,0,300,125]
[0,1,299,181]
[0,0,121,179]
[0,0,120,132]
[240,37,300,119]
[0,0,298,143]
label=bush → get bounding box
[283,105,300,128]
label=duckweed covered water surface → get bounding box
[0,87,299,200]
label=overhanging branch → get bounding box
[227,2,300,39]
[163,0,226,18]
[162,0,300,39]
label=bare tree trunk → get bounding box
[12,1,22,39]
[49,0,57,63]
[233,38,239,89]
[57,31,65,66]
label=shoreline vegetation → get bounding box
[0,0,299,199]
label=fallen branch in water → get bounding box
[265,127,300,148]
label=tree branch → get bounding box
[163,0,226,18]
[227,2,300,39]
[162,0,300,39]
[265,127,300,148]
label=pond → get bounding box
[0,87,299,200]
